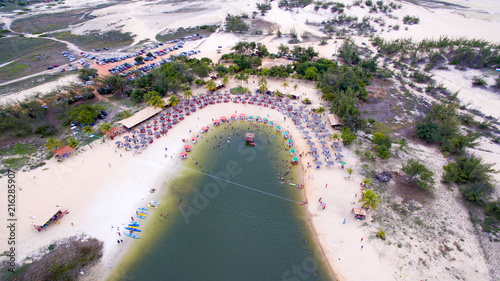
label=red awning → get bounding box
[201,127,208,130]
[184,145,192,149]
[192,137,198,140]
[214,119,220,123]
[231,114,237,118]
[239,113,246,117]
[220,116,227,120]
[53,145,73,157]
[180,152,187,156]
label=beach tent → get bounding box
[291,157,299,165]
[31,206,62,227]
[220,116,227,122]
[180,152,188,159]
[184,145,192,152]
[339,161,346,166]
[201,127,208,133]
[192,137,198,143]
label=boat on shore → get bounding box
[125,227,142,232]
[124,232,140,239]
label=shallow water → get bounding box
[110,121,333,281]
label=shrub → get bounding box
[472,76,486,86]
[485,201,500,220]
[376,228,386,240]
[402,159,435,190]
[341,127,357,145]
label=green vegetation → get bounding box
[401,159,435,190]
[50,30,134,52]
[376,228,386,240]
[338,38,361,65]
[68,104,105,125]
[403,15,420,25]
[0,37,66,82]
[472,76,486,86]
[373,36,500,70]
[341,127,357,145]
[416,99,479,154]
[225,14,249,33]
[156,25,217,42]
[358,189,381,210]
[373,132,391,159]
[2,237,103,281]
[10,9,94,34]
[256,2,272,15]
[443,154,497,204]
[278,0,314,8]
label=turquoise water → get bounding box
[111,121,333,281]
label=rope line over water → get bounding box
[180,166,302,204]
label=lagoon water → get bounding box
[112,121,333,281]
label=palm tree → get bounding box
[222,75,229,85]
[347,167,354,178]
[100,74,128,97]
[205,80,217,92]
[293,83,299,91]
[302,98,311,104]
[314,106,326,113]
[273,90,283,97]
[98,122,113,134]
[184,89,193,101]
[332,133,340,140]
[148,95,165,109]
[82,125,95,134]
[281,81,289,91]
[67,137,81,148]
[44,137,63,152]
[362,178,371,187]
[168,95,180,106]
[358,189,381,210]
[278,44,290,56]
[240,87,250,94]
[376,228,386,240]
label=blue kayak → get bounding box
[129,222,140,226]
[136,214,146,219]
[125,227,141,232]
[124,232,140,239]
[138,207,148,211]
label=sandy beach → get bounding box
[1,0,499,280]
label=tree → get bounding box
[69,104,105,125]
[341,127,357,145]
[146,52,153,57]
[278,44,289,56]
[401,159,435,190]
[44,138,63,152]
[67,137,81,148]
[168,95,180,106]
[376,228,386,240]
[273,90,283,97]
[184,89,193,101]
[277,29,282,37]
[314,106,326,114]
[82,126,95,134]
[205,80,217,92]
[302,98,312,104]
[98,122,113,134]
[332,133,340,140]
[258,75,268,93]
[281,81,289,91]
[225,14,249,33]
[304,66,318,80]
[358,189,381,210]
[293,84,299,91]
[134,56,144,64]
[362,178,371,186]
[100,74,128,97]
[148,94,165,109]
[347,167,354,178]
[144,90,161,103]
[222,75,229,85]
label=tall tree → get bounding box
[44,138,64,152]
[168,95,180,106]
[401,159,435,190]
[358,189,381,210]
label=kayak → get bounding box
[125,227,141,232]
[148,203,158,208]
[300,201,308,205]
[138,207,148,211]
[150,201,160,205]
[127,225,139,229]
[124,232,140,239]
[289,183,296,186]
[136,214,146,219]
[129,222,140,226]
[138,211,148,215]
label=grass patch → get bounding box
[0,37,67,83]
[49,30,135,52]
[10,9,94,34]
[2,156,29,171]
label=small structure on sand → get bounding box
[31,206,65,231]
[54,146,73,159]
[245,132,255,142]
[328,114,343,130]
[352,208,366,220]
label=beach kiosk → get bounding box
[31,206,63,231]
[54,146,73,160]
[245,132,255,143]
[328,114,343,130]
[352,208,367,220]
